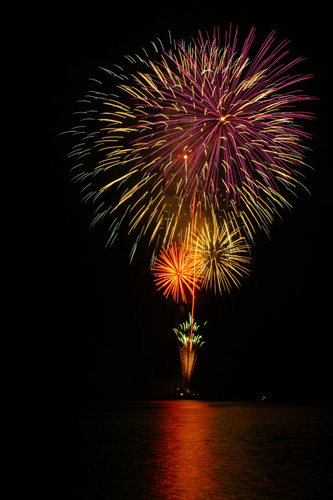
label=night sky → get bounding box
[43,3,331,407]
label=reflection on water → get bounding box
[74,401,333,499]
[148,401,252,499]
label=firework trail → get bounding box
[66,26,315,261]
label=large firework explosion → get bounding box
[67,26,315,263]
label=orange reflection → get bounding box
[147,401,227,499]
[144,401,270,499]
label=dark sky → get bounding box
[43,3,331,405]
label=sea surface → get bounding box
[71,401,333,499]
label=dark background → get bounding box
[40,2,331,408]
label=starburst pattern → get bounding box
[193,208,251,294]
[124,27,314,207]
[152,242,201,303]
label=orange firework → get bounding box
[152,242,201,303]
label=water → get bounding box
[72,401,333,499]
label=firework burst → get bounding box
[124,27,314,208]
[152,242,201,303]
[66,26,315,261]
[193,208,251,295]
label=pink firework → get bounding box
[68,26,315,259]
[128,26,315,206]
